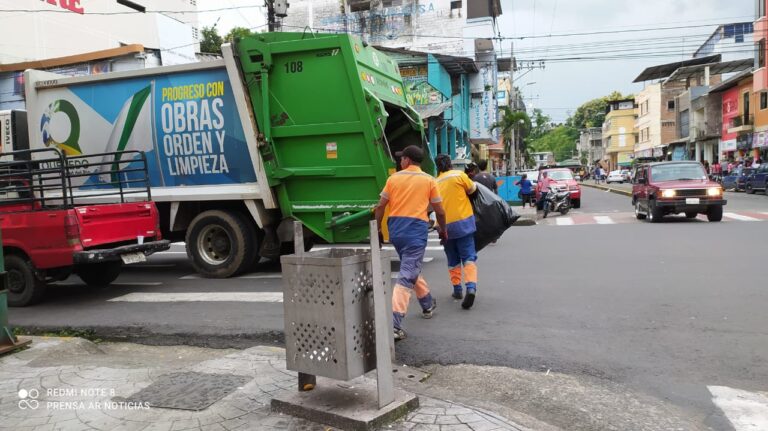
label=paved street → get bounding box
[7,186,768,430]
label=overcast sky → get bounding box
[199,0,755,123]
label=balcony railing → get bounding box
[730,115,754,128]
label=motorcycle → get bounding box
[542,186,571,218]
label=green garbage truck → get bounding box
[21,33,433,278]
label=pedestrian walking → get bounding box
[594,165,602,184]
[472,160,498,193]
[375,145,445,342]
[434,154,479,310]
[515,174,534,208]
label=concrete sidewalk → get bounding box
[0,337,530,431]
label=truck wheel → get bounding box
[634,200,646,220]
[648,201,663,223]
[685,212,698,219]
[77,261,122,287]
[186,210,256,278]
[707,206,723,222]
[746,184,755,194]
[572,199,581,209]
[5,254,46,307]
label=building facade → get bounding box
[694,22,754,63]
[378,48,475,159]
[579,127,604,166]
[634,82,686,159]
[753,0,768,160]
[602,99,637,171]
[0,0,199,65]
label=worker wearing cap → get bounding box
[375,145,446,342]
[435,154,478,310]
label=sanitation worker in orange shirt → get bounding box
[434,154,479,310]
[375,145,447,342]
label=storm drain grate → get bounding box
[119,372,252,411]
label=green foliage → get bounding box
[528,108,553,142]
[491,107,532,144]
[200,26,223,54]
[528,125,579,162]
[566,91,633,130]
[225,26,255,43]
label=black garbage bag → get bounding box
[471,182,519,251]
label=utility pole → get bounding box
[266,0,276,32]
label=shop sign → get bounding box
[754,132,768,148]
[720,139,737,152]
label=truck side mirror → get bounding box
[637,178,646,184]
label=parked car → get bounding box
[621,170,632,182]
[606,170,626,184]
[722,166,753,192]
[0,148,170,306]
[536,168,582,208]
[631,161,726,223]
[745,164,768,195]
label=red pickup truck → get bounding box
[1,149,170,306]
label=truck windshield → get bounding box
[650,164,707,182]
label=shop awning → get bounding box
[414,102,452,119]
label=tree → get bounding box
[491,107,532,173]
[225,26,254,43]
[200,26,223,54]
[528,125,579,162]
[567,91,633,130]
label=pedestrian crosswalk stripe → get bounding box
[180,273,282,280]
[708,386,768,431]
[594,216,615,224]
[724,212,760,221]
[108,292,284,303]
[556,217,574,226]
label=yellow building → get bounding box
[602,99,638,171]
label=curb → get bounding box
[513,218,536,226]
[581,183,632,197]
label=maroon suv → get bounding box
[632,161,726,223]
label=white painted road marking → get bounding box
[724,212,760,221]
[709,386,768,431]
[108,292,284,303]
[556,217,574,226]
[594,216,615,224]
[180,273,282,280]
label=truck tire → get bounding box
[572,198,581,209]
[77,261,122,287]
[5,254,46,307]
[707,206,723,222]
[648,200,663,223]
[186,210,256,278]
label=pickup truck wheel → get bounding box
[648,201,663,223]
[685,212,698,219]
[746,184,755,194]
[5,254,46,307]
[635,201,646,220]
[572,199,581,209]
[707,206,723,222]
[186,210,255,278]
[77,262,122,287]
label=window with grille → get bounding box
[759,39,766,69]
[761,92,767,110]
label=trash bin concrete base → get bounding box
[271,375,418,431]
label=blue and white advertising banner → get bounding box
[29,67,256,188]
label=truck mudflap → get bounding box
[73,240,171,264]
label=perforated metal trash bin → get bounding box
[280,248,393,381]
